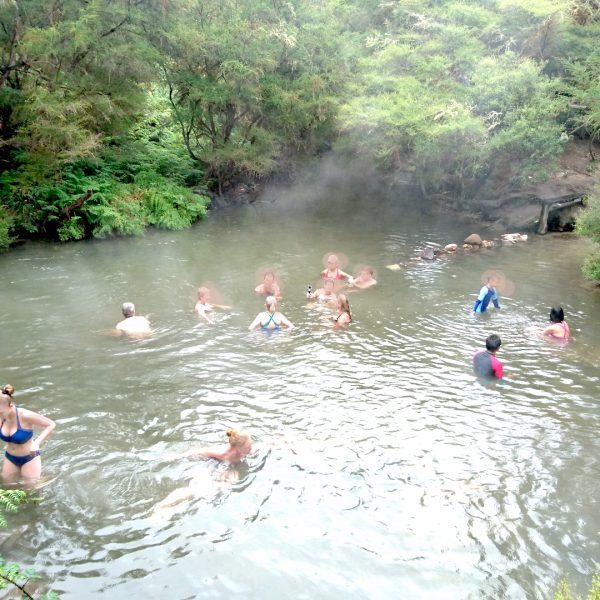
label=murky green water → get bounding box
[1,191,599,599]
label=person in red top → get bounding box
[542,306,570,340]
[321,254,351,281]
[473,334,503,379]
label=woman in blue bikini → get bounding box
[248,296,294,331]
[0,385,56,482]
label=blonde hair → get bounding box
[337,294,352,320]
[197,286,210,300]
[265,295,277,312]
[0,384,15,406]
[226,428,251,447]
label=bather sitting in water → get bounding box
[321,253,351,281]
[195,286,231,324]
[348,266,377,290]
[176,428,252,463]
[153,429,252,513]
[542,306,570,340]
[473,334,503,379]
[333,294,352,327]
[306,278,337,305]
[254,271,282,299]
[115,302,152,337]
[248,296,294,331]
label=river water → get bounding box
[0,190,599,599]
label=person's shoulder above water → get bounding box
[473,334,503,379]
[542,306,570,340]
[116,302,151,336]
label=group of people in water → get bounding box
[472,275,570,380]
[114,253,374,336]
[1,255,571,486]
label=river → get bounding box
[0,191,599,599]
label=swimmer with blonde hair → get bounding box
[115,302,151,336]
[176,428,253,463]
[248,296,294,331]
[195,287,231,324]
[321,254,351,281]
[333,294,352,327]
[154,428,253,513]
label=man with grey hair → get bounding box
[115,302,151,336]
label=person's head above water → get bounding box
[485,334,502,353]
[265,295,277,312]
[549,306,565,323]
[122,302,135,318]
[326,254,339,269]
[197,286,210,302]
[323,278,335,292]
[226,428,252,449]
[337,293,351,314]
[263,271,275,283]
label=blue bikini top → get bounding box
[0,407,33,444]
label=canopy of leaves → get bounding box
[0,0,599,252]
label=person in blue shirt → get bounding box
[473,275,501,313]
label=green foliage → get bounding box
[577,192,600,280]
[0,490,26,528]
[553,571,600,600]
[0,556,60,599]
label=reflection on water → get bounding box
[0,198,599,599]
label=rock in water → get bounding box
[420,247,435,260]
[464,233,482,246]
[444,243,458,252]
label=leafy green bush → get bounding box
[554,571,600,600]
[577,192,600,280]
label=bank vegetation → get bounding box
[1,0,600,275]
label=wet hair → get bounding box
[226,428,251,448]
[265,295,277,312]
[0,384,14,406]
[263,271,275,280]
[549,306,565,323]
[485,334,502,352]
[122,302,135,318]
[337,294,352,320]
[362,267,374,276]
[197,286,210,300]
[323,278,335,289]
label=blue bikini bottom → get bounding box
[5,450,40,467]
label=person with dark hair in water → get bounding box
[0,385,56,482]
[473,334,503,379]
[542,306,570,340]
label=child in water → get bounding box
[473,334,503,379]
[473,276,501,313]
